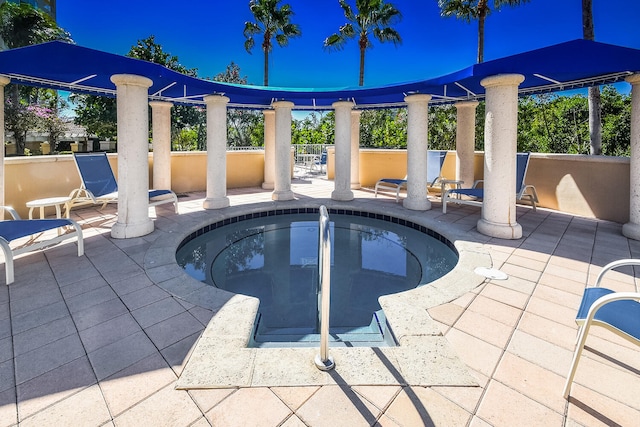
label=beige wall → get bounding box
[330,149,630,223]
[3,150,632,224]
[5,151,265,218]
[169,151,265,194]
[329,149,458,190]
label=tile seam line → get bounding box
[463,209,569,426]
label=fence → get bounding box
[293,144,334,165]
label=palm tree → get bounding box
[323,0,402,87]
[438,0,529,63]
[583,0,601,155]
[243,0,301,86]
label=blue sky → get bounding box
[57,0,640,89]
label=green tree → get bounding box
[324,0,402,86]
[0,1,72,154]
[0,2,71,50]
[437,0,530,63]
[360,108,406,147]
[213,62,265,148]
[72,36,201,143]
[428,104,457,150]
[243,0,302,86]
[292,112,335,145]
[68,94,117,140]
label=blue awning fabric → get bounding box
[1,39,639,110]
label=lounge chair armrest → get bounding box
[593,259,640,291]
[471,180,484,189]
[0,206,21,220]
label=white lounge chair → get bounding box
[68,152,178,213]
[374,150,448,202]
[563,258,640,398]
[442,152,538,213]
[0,206,84,284]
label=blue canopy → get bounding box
[0,39,639,109]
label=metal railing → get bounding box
[314,205,335,371]
[293,144,334,165]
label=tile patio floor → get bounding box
[1,172,639,426]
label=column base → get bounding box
[272,190,295,201]
[111,219,154,239]
[350,182,361,190]
[477,218,522,240]
[331,190,354,201]
[203,197,230,210]
[623,222,640,240]
[262,182,274,190]
[403,197,431,211]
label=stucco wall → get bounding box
[3,150,632,223]
[4,151,265,218]
[329,149,630,223]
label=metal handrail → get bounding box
[315,205,335,371]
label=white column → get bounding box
[203,95,230,209]
[403,94,432,211]
[109,74,154,239]
[623,74,640,240]
[455,101,478,187]
[332,101,354,201]
[331,101,353,201]
[262,109,275,190]
[350,110,361,189]
[149,101,173,191]
[477,74,525,240]
[0,76,9,208]
[272,101,295,201]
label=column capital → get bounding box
[110,74,153,88]
[480,74,525,89]
[203,94,230,105]
[455,100,479,109]
[404,93,432,104]
[263,109,276,117]
[332,100,354,109]
[0,75,10,86]
[625,73,640,85]
[149,100,173,109]
[272,100,294,109]
[351,109,362,117]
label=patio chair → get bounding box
[563,258,640,398]
[311,151,327,173]
[374,150,447,202]
[442,152,539,213]
[0,206,84,285]
[68,152,178,213]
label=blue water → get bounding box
[176,212,457,346]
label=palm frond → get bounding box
[373,27,401,45]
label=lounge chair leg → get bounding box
[0,241,14,285]
[563,322,591,398]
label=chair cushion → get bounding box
[449,188,484,198]
[0,219,72,242]
[577,287,640,341]
[149,189,173,198]
[379,179,406,185]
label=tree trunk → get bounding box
[477,2,487,63]
[583,0,601,154]
[582,0,594,39]
[359,46,366,86]
[264,49,269,86]
[588,86,602,155]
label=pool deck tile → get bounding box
[1,172,639,425]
